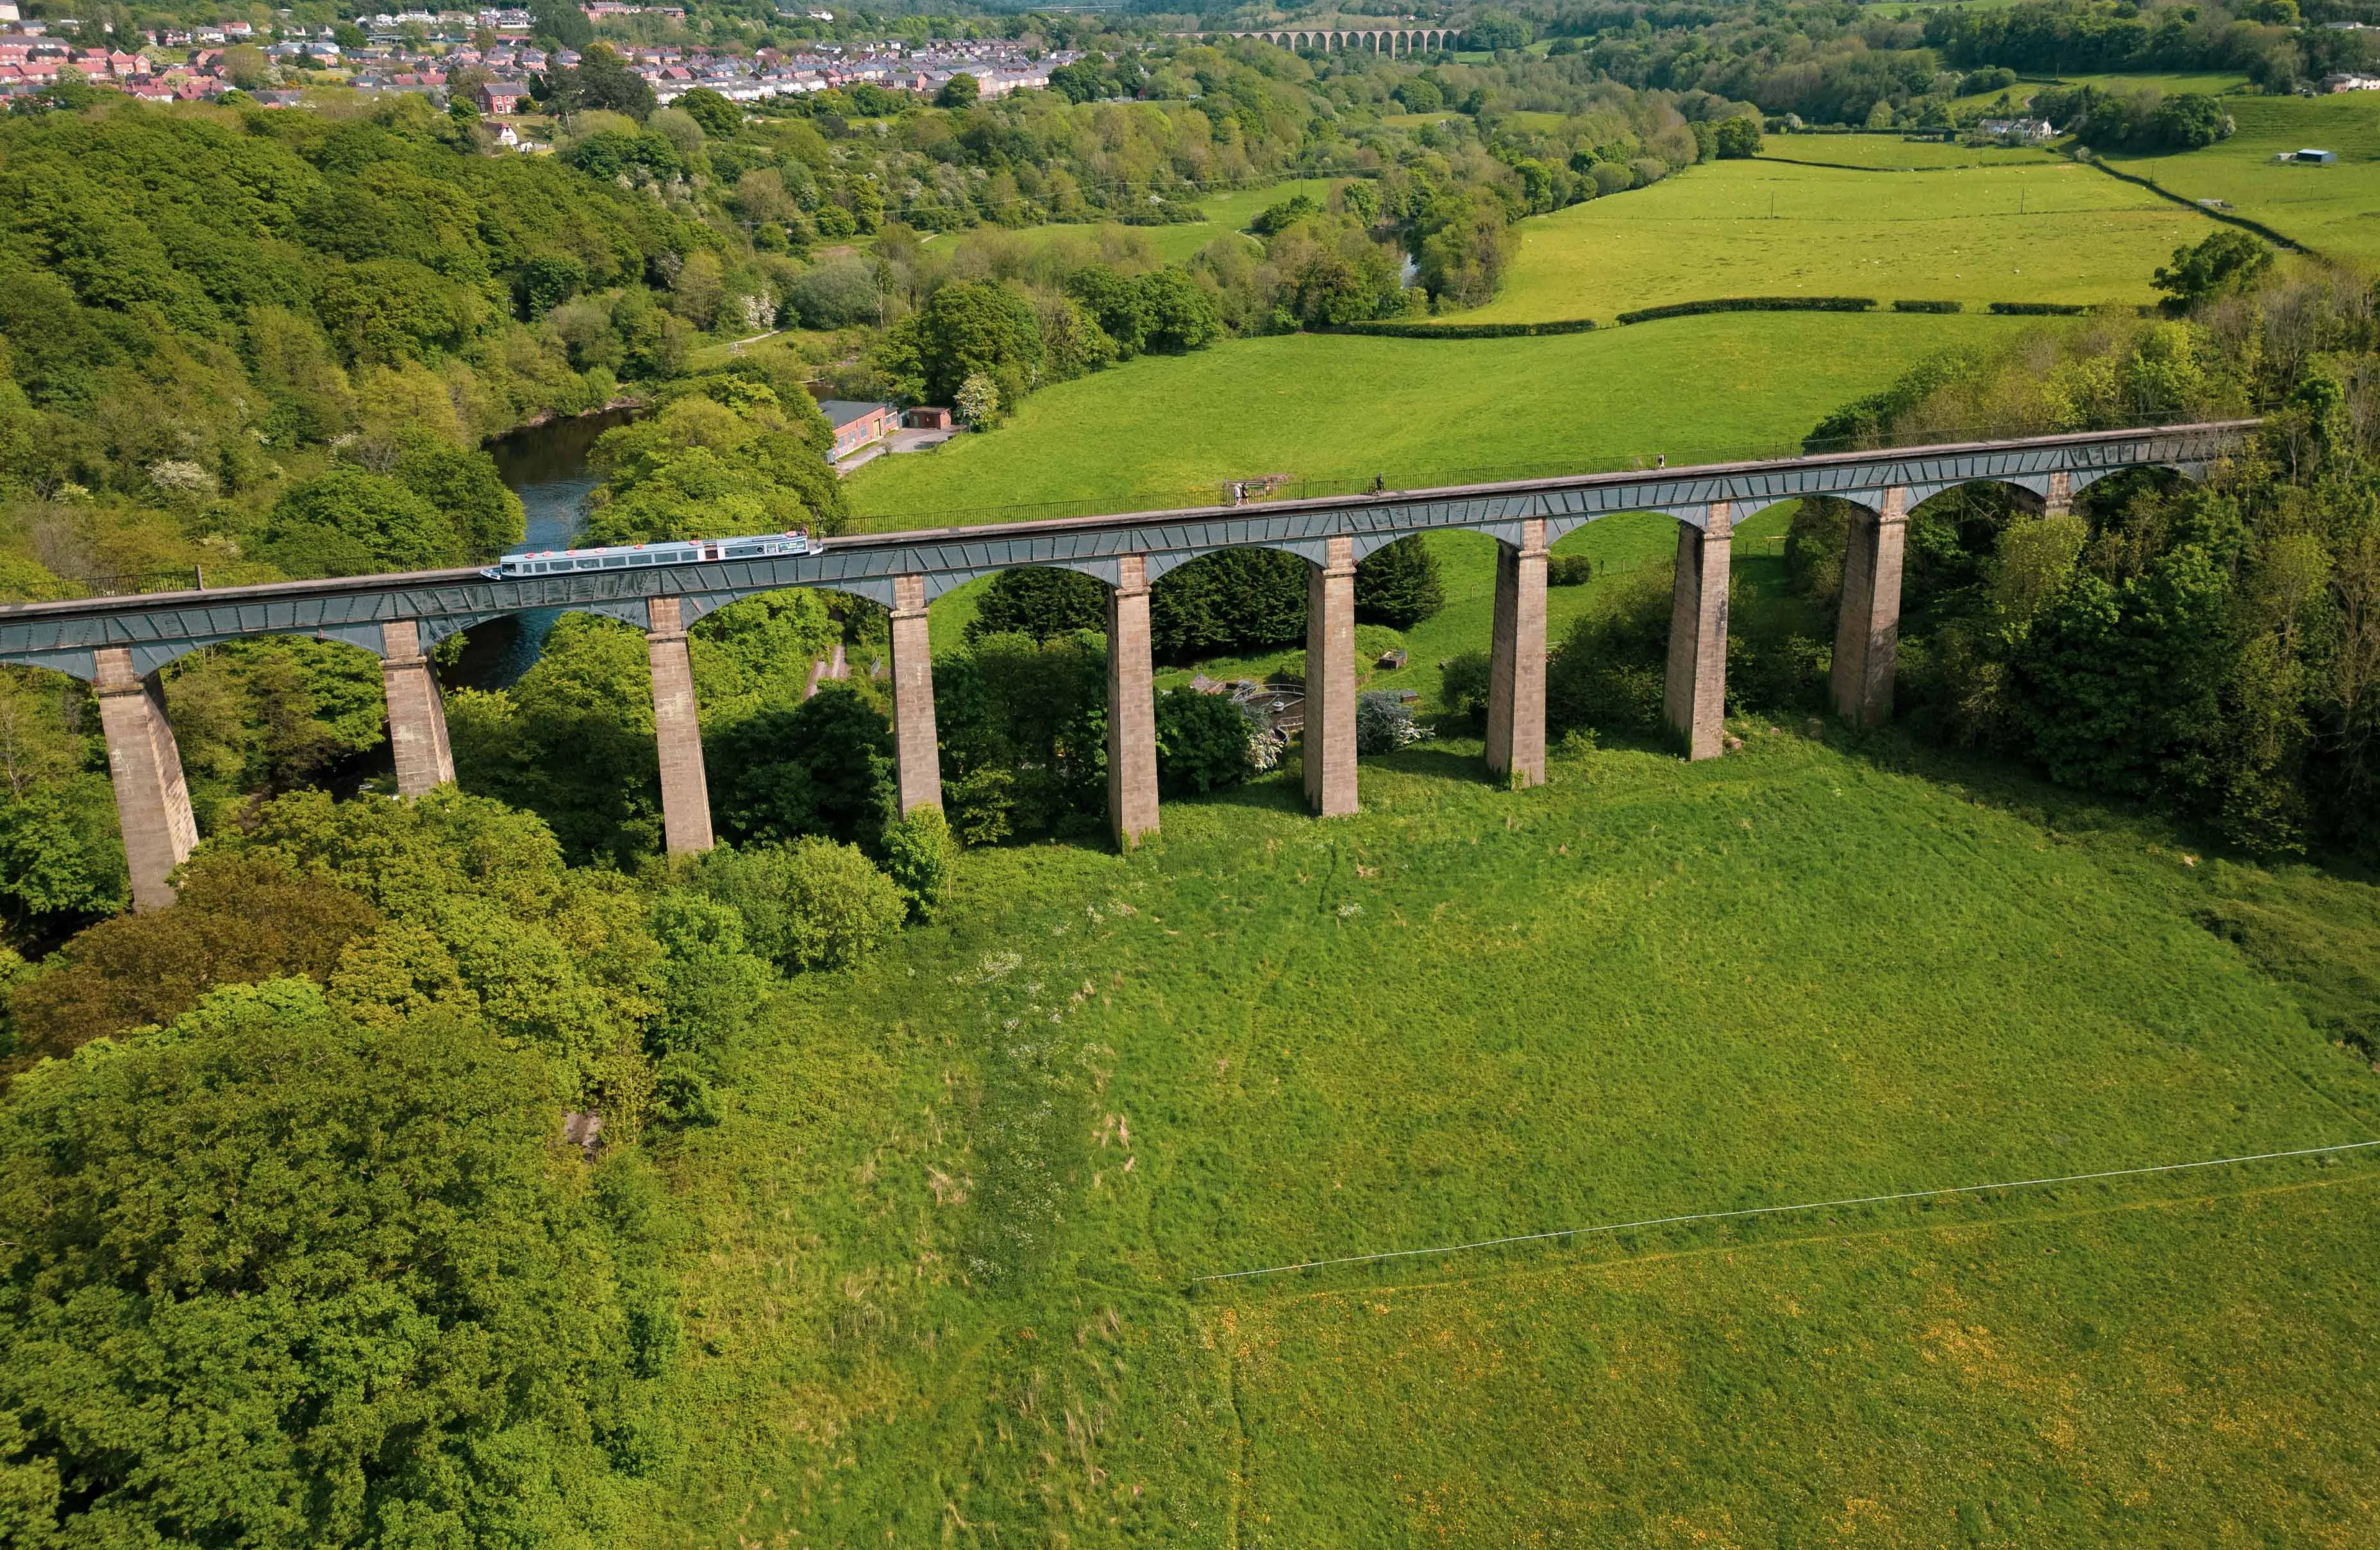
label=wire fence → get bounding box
[1190,1138,2380,1286]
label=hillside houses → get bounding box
[0,14,1070,113]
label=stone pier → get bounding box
[2044,470,2073,516]
[1485,516,1549,786]
[379,619,455,796]
[92,646,198,913]
[889,574,943,816]
[1105,555,1160,848]
[1832,487,1909,728]
[646,596,714,854]
[1303,535,1359,816]
[1664,502,1733,760]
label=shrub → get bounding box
[1319,318,1596,339]
[1155,689,1257,795]
[1987,301,2090,316]
[1616,296,1875,324]
[1439,648,1493,721]
[693,838,907,971]
[1548,554,1596,585]
[1892,299,1963,314]
[880,805,959,920]
[1355,690,1427,755]
[1548,563,1674,735]
[1250,192,1323,237]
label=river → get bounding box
[451,407,637,687]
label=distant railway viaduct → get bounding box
[0,422,2252,911]
[1175,27,1459,54]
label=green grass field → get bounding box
[637,701,2380,1546]
[1459,156,2211,323]
[848,311,2034,528]
[1761,133,2063,169]
[2100,94,2380,262]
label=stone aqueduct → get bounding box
[1184,27,1459,55]
[0,423,2251,912]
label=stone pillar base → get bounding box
[1832,488,1908,728]
[93,646,198,912]
[1664,503,1733,760]
[1107,556,1159,848]
[1485,518,1548,786]
[1303,536,1359,816]
[380,619,455,796]
[647,596,714,855]
[890,575,943,817]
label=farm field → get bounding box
[1457,155,2211,322]
[848,311,2033,528]
[2100,93,2380,262]
[637,696,2380,1545]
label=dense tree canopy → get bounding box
[0,982,669,1550]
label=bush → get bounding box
[1155,689,1256,795]
[1355,690,1426,755]
[1548,553,1596,585]
[880,805,959,920]
[1250,192,1323,236]
[1616,296,1875,324]
[1318,318,1596,339]
[1548,563,1674,735]
[1987,301,2091,316]
[1892,299,1963,314]
[1439,648,1492,721]
[1355,534,1444,628]
[692,838,906,971]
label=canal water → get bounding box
[453,407,636,687]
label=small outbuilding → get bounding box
[904,406,953,430]
[819,399,899,460]
[2290,147,2339,164]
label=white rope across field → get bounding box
[1189,1139,2380,1285]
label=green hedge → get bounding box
[1892,299,1963,314]
[1987,301,2091,316]
[1614,296,1876,324]
[1318,318,1598,339]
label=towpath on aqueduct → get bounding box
[0,421,2254,912]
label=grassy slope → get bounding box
[1460,156,2210,323]
[849,312,2031,528]
[639,721,2380,1546]
[2102,94,2380,262]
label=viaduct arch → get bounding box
[1177,28,1457,55]
[0,424,2249,911]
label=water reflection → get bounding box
[451,407,639,688]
